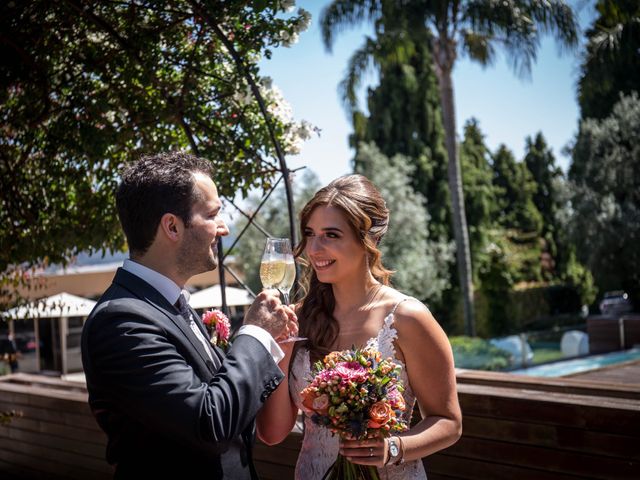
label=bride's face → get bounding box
[303,205,367,284]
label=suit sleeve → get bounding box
[82,305,283,454]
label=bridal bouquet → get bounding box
[202,309,231,350]
[300,347,408,480]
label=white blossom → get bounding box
[296,8,312,33]
[260,80,318,155]
[280,0,296,13]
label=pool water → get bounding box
[510,348,640,377]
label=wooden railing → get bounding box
[427,370,640,480]
[587,315,640,353]
[1,370,638,479]
[0,374,111,479]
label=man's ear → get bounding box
[159,213,182,243]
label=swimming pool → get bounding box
[510,348,640,377]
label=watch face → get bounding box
[390,441,399,457]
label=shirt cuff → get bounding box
[236,324,285,364]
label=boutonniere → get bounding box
[202,309,231,350]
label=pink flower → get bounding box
[387,387,406,411]
[333,362,369,383]
[202,309,231,349]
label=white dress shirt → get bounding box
[122,259,284,364]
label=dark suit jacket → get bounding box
[81,268,283,479]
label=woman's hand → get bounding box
[339,437,388,468]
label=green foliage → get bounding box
[355,142,454,303]
[321,0,578,337]
[492,145,543,234]
[561,250,598,307]
[0,409,22,425]
[523,133,563,241]
[350,19,450,240]
[478,243,514,337]
[0,1,310,286]
[449,336,511,371]
[569,92,640,304]
[578,0,640,120]
[460,119,501,279]
[230,169,322,296]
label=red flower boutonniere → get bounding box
[202,309,231,350]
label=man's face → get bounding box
[177,172,229,277]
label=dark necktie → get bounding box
[176,293,220,369]
[175,293,191,319]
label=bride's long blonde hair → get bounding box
[294,174,393,362]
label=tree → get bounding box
[578,0,640,120]
[344,12,450,240]
[355,142,454,303]
[523,132,564,274]
[0,1,313,305]
[459,118,500,278]
[230,169,321,296]
[492,145,543,234]
[568,93,640,304]
[320,0,578,336]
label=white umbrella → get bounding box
[189,285,253,309]
[3,292,97,319]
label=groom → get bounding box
[81,152,296,479]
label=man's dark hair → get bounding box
[116,152,213,256]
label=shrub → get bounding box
[449,336,512,371]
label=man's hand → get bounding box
[244,290,298,340]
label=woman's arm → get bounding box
[256,341,299,445]
[391,301,463,461]
[341,300,462,466]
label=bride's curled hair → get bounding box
[294,174,393,362]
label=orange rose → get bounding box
[300,387,318,413]
[368,401,392,428]
[312,393,330,415]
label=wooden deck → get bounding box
[1,364,639,479]
[567,359,640,385]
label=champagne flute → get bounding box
[260,237,305,343]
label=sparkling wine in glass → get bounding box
[260,237,305,343]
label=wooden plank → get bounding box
[0,424,105,459]
[425,453,585,480]
[0,443,111,480]
[0,436,111,474]
[568,360,640,385]
[441,436,638,479]
[0,401,99,430]
[623,317,640,349]
[0,383,89,413]
[2,415,106,445]
[461,415,639,460]
[0,458,48,480]
[456,368,640,398]
[457,384,640,436]
[587,317,625,354]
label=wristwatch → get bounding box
[387,437,402,465]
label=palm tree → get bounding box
[321,0,578,336]
[578,0,640,120]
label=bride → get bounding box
[256,174,462,479]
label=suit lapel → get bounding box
[112,268,220,373]
[189,306,224,369]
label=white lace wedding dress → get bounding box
[289,299,428,480]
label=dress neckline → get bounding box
[318,297,411,362]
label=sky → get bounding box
[260,0,598,186]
